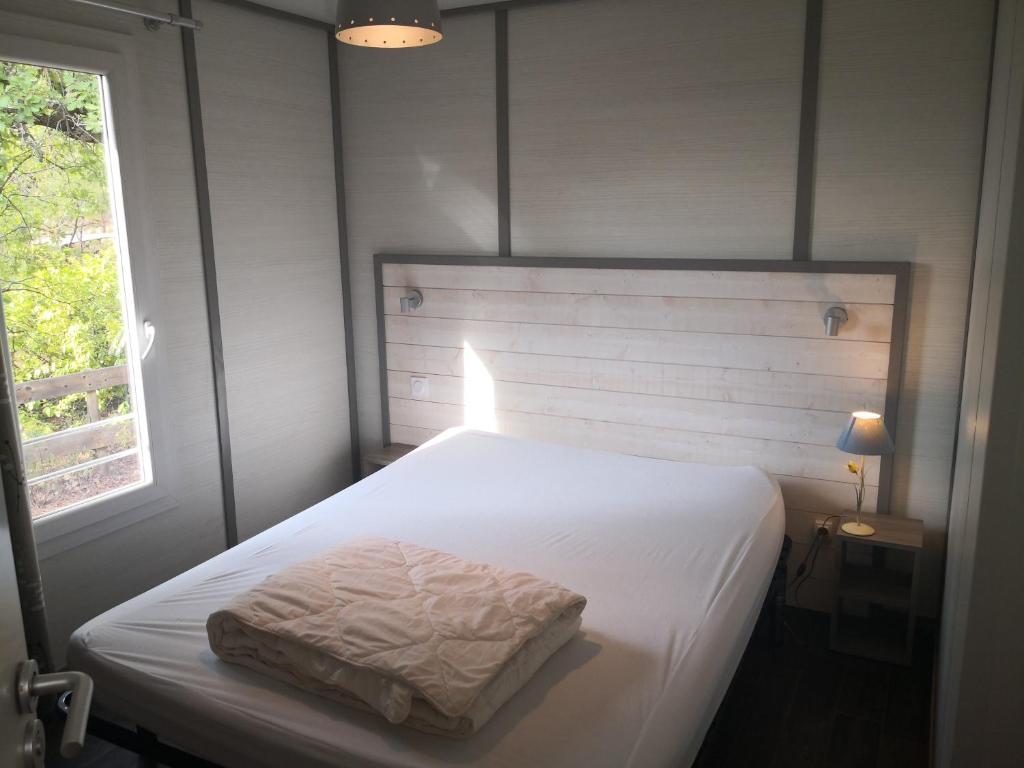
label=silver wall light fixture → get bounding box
[400,289,423,313]
[336,0,443,48]
[823,306,849,337]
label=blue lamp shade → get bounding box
[836,411,895,456]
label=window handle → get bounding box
[140,321,156,361]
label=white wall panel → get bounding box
[813,0,994,612]
[508,0,806,258]
[0,0,226,662]
[341,0,993,616]
[339,12,498,454]
[194,1,351,540]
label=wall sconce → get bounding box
[400,289,423,314]
[823,306,848,337]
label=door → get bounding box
[0,470,43,766]
[0,470,95,764]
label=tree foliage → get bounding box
[1,61,129,437]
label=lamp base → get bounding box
[841,521,876,537]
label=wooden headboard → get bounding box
[375,255,909,521]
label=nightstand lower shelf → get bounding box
[830,511,923,666]
[831,610,912,666]
[837,564,912,609]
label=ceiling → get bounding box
[242,1,494,24]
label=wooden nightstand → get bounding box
[829,511,924,665]
[361,443,415,477]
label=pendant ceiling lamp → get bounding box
[336,0,443,48]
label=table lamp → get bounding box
[836,410,894,536]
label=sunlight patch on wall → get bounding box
[462,341,496,432]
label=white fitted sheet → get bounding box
[69,429,785,768]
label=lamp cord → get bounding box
[791,514,841,606]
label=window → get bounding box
[1,59,152,520]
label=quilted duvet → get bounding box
[207,538,587,737]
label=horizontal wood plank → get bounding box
[386,315,891,378]
[384,286,895,342]
[784,479,878,517]
[387,371,855,446]
[386,344,887,413]
[389,423,441,446]
[15,365,129,404]
[383,263,898,303]
[389,397,880,485]
[22,417,135,470]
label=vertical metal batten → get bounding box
[374,256,391,450]
[878,263,912,514]
[327,32,363,480]
[792,0,823,261]
[179,0,238,547]
[0,301,52,671]
[495,9,512,257]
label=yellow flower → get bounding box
[847,460,860,474]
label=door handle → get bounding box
[15,660,94,758]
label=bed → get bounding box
[69,428,785,768]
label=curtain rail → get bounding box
[65,0,202,30]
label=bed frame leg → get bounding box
[137,726,159,766]
[771,536,792,646]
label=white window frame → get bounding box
[0,13,179,556]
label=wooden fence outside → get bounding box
[14,364,136,484]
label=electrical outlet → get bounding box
[410,376,429,400]
[813,516,837,541]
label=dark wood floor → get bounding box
[47,608,933,768]
[44,715,153,768]
[695,607,934,768]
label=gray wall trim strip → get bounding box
[878,263,912,513]
[179,0,238,547]
[793,0,823,261]
[376,253,909,275]
[374,256,391,451]
[496,9,512,257]
[327,32,363,480]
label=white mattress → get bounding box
[69,429,785,768]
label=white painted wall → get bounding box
[812,0,994,616]
[509,0,805,258]
[0,0,353,661]
[0,0,225,663]
[0,0,998,664]
[339,11,499,459]
[194,0,352,541]
[340,0,995,615]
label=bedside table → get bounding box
[361,443,415,477]
[829,511,924,665]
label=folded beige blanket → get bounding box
[207,538,586,737]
